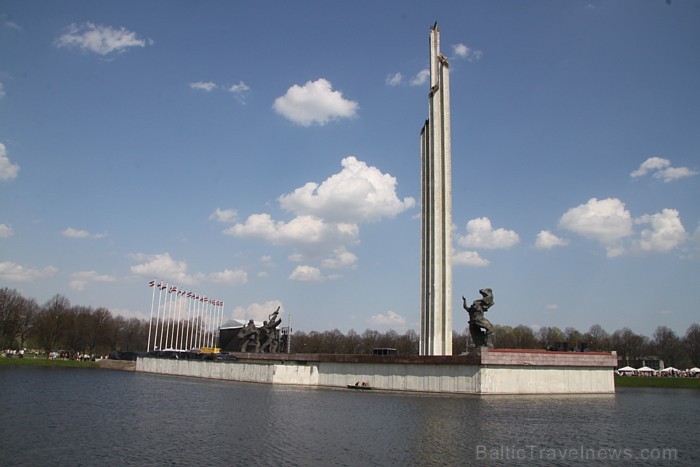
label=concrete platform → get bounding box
[135,349,617,394]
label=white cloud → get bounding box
[62,227,90,238]
[273,78,358,126]
[321,247,357,269]
[633,208,687,253]
[368,310,407,328]
[457,217,520,249]
[190,81,217,92]
[279,156,415,223]
[3,19,21,30]
[231,300,283,322]
[130,252,204,285]
[209,207,237,223]
[385,72,402,86]
[452,43,483,62]
[630,156,697,183]
[226,157,413,266]
[410,69,429,86]
[0,82,5,99]
[0,143,20,181]
[229,81,250,102]
[0,224,14,238]
[534,230,569,249]
[453,250,490,267]
[559,197,633,256]
[69,271,116,291]
[289,265,324,281]
[55,22,153,56]
[207,268,248,285]
[0,261,57,282]
[225,213,358,247]
[62,227,106,239]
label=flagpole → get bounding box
[174,289,183,351]
[183,291,192,351]
[158,282,168,351]
[207,298,214,347]
[165,286,175,349]
[194,294,202,349]
[146,279,156,352]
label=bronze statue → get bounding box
[462,288,494,348]
[238,319,260,352]
[259,307,282,353]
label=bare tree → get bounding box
[585,324,609,351]
[684,323,700,367]
[0,287,24,348]
[32,294,71,353]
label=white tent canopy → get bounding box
[617,366,636,373]
[659,367,679,373]
[688,367,700,373]
[637,366,656,373]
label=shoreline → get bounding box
[4,357,699,389]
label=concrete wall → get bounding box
[136,350,616,394]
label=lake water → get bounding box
[0,366,697,466]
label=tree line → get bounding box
[1,287,698,368]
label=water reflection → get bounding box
[0,368,697,466]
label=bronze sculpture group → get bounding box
[238,307,283,353]
[463,288,494,348]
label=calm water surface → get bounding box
[1,366,698,466]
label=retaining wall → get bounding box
[135,349,616,394]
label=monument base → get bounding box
[135,349,616,394]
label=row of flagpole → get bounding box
[146,279,225,352]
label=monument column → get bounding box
[420,23,452,356]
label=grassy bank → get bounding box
[615,375,700,389]
[0,355,99,369]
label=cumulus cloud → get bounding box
[190,81,217,92]
[457,217,520,249]
[633,208,687,253]
[630,157,697,183]
[452,43,483,62]
[130,252,203,285]
[231,300,283,322]
[209,207,237,223]
[279,156,415,223]
[0,224,14,238]
[229,81,250,102]
[559,198,633,256]
[0,143,20,181]
[534,230,569,250]
[385,72,402,86]
[55,22,153,56]
[321,247,357,269]
[410,69,430,86]
[69,271,116,291]
[369,310,407,328]
[225,213,358,246]
[226,156,413,267]
[288,265,339,282]
[62,227,106,239]
[273,78,358,126]
[208,268,248,285]
[0,261,57,282]
[558,197,687,256]
[453,250,490,267]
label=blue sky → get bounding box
[1,1,699,338]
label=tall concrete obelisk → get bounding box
[420,23,452,356]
